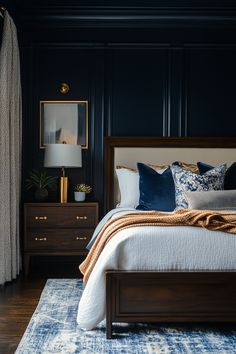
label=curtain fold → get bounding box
[0,10,22,284]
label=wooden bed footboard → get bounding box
[106,271,236,339]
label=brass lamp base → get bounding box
[60,176,68,203]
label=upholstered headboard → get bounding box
[104,137,236,213]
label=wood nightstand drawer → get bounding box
[26,206,97,228]
[24,202,99,276]
[25,228,93,250]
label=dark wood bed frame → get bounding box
[104,136,236,339]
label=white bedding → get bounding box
[77,208,236,330]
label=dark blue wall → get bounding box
[5,0,236,209]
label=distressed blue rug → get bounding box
[16,279,236,354]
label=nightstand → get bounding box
[24,202,99,276]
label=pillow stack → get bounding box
[171,164,226,209]
[116,160,236,212]
[197,162,236,190]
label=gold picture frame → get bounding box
[40,100,88,149]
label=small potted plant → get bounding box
[26,169,57,202]
[74,183,92,202]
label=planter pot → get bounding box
[35,188,48,202]
[74,191,86,202]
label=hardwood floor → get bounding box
[0,275,45,354]
[0,257,83,354]
[2,257,235,353]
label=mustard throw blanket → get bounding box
[80,209,236,283]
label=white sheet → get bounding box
[77,209,236,330]
[86,207,139,249]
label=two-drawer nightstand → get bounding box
[24,202,99,276]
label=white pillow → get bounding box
[115,166,167,208]
[115,168,139,208]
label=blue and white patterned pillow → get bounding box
[171,164,227,209]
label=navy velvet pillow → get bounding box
[136,163,176,211]
[197,162,236,189]
[197,162,213,174]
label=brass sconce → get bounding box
[59,83,70,94]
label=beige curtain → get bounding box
[0,10,22,284]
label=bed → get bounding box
[78,136,236,338]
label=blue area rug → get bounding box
[16,279,236,354]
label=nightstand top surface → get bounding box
[25,202,99,207]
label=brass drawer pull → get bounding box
[35,216,47,220]
[76,216,87,220]
[34,237,47,241]
[76,236,87,241]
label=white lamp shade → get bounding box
[44,144,82,168]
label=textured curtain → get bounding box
[0,10,22,284]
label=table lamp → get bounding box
[44,144,82,203]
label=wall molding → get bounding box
[22,43,236,50]
[10,1,236,29]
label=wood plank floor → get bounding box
[2,258,235,354]
[0,257,82,354]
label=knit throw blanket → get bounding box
[80,209,236,283]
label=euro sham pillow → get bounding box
[171,164,227,209]
[136,163,176,211]
[185,190,236,210]
[115,167,140,208]
[198,162,236,190]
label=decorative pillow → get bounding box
[225,162,236,189]
[148,163,170,170]
[136,163,176,211]
[198,161,236,190]
[197,162,212,174]
[172,161,199,174]
[171,164,227,209]
[115,167,139,208]
[116,165,136,172]
[186,190,236,210]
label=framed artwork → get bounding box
[40,100,88,149]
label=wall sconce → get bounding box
[59,83,70,94]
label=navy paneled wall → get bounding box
[6,0,236,209]
[108,48,168,136]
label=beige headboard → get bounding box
[104,137,236,213]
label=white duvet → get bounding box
[77,208,236,330]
